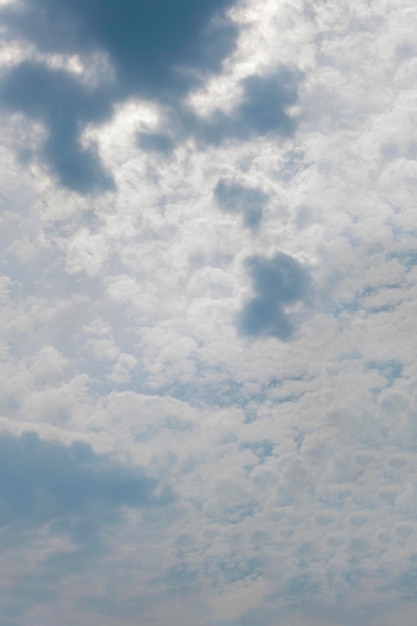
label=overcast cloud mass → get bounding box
[1,0,417,624]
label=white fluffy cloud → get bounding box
[1,0,417,624]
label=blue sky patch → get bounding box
[238,252,312,339]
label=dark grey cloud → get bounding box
[237,253,311,340]
[214,179,268,229]
[1,0,237,191]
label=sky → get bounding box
[1,0,417,624]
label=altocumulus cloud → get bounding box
[3,1,417,625]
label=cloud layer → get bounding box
[1,0,417,625]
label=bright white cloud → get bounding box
[1,0,417,624]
